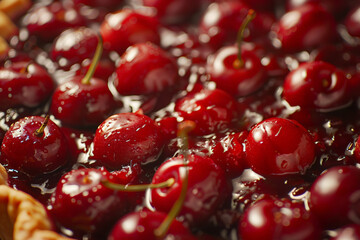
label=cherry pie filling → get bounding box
[1,0,360,239]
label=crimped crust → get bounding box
[0,165,73,240]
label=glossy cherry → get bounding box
[174,88,240,136]
[239,197,321,240]
[273,3,337,52]
[100,9,161,54]
[50,167,134,238]
[0,61,54,110]
[0,116,69,176]
[51,27,99,70]
[149,154,229,225]
[345,5,360,38]
[92,112,164,169]
[330,224,360,240]
[309,165,360,228]
[207,45,267,97]
[141,0,202,24]
[198,1,275,49]
[114,42,179,96]
[23,1,86,42]
[282,61,352,111]
[108,211,196,240]
[245,117,316,176]
[286,0,350,17]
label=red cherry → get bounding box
[149,154,230,225]
[286,0,350,17]
[50,168,133,238]
[273,3,337,52]
[345,5,360,38]
[1,116,69,176]
[141,0,202,24]
[331,224,360,240]
[100,9,161,54]
[198,1,275,49]
[23,2,86,42]
[239,197,322,240]
[282,61,352,111]
[0,61,54,110]
[245,118,316,176]
[50,76,116,128]
[92,112,165,169]
[309,165,360,228]
[51,27,99,70]
[207,45,267,97]
[174,88,240,136]
[114,42,179,96]
[108,211,196,240]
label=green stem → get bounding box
[154,120,196,238]
[101,178,175,192]
[81,34,103,85]
[233,9,256,69]
[34,115,50,137]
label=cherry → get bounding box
[0,61,54,110]
[240,0,276,11]
[239,197,322,240]
[50,167,134,238]
[92,112,164,169]
[149,154,230,225]
[273,3,337,52]
[245,117,316,176]
[174,88,240,136]
[50,27,99,70]
[141,0,202,24]
[73,0,123,8]
[108,210,196,240]
[286,0,350,17]
[330,224,360,240]
[345,5,360,38]
[23,1,86,42]
[198,1,275,50]
[114,42,179,96]
[0,116,69,176]
[282,61,352,111]
[208,131,249,178]
[309,165,360,228]
[50,35,116,128]
[100,9,161,54]
[207,45,267,97]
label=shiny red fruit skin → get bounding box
[283,61,352,111]
[92,112,164,169]
[100,9,161,54]
[50,77,116,128]
[24,2,86,42]
[0,116,68,176]
[73,0,123,8]
[239,198,321,240]
[51,27,99,70]
[274,3,337,52]
[345,5,360,38]
[330,224,360,240]
[309,165,360,228]
[175,88,239,136]
[245,118,315,176]
[207,45,267,97]
[50,168,131,237]
[286,0,350,17]
[108,211,196,240]
[0,61,54,110]
[114,42,179,95]
[149,154,230,225]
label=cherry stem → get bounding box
[101,178,175,192]
[81,34,103,85]
[34,115,50,137]
[154,120,196,238]
[233,9,256,69]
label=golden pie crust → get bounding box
[0,164,73,240]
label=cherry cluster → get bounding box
[1,0,360,239]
